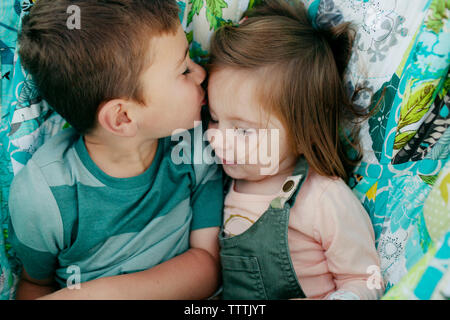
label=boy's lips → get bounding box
[200,90,206,105]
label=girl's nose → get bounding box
[207,128,223,150]
[207,128,242,162]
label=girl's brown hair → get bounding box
[208,0,367,181]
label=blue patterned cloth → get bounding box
[1,0,449,299]
[1,0,26,300]
[305,0,450,296]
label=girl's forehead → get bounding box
[208,69,262,118]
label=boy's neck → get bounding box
[83,132,159,179]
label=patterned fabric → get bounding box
[0,0,448,299]
[304,0,450,295]
[179,0,260,66]
[382,160,450,299]
[382,230,450,300]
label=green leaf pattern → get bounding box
[425,0,450,34]
[187,0,229,30]
[393,79,438,150]
[206,0,229,30]
[187,0,204,27]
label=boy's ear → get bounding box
[97,99,138,137]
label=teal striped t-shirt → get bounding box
[8,126,223,288]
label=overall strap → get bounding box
[270,156,309,209]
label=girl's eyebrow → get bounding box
[229,117,260,127]
[209,102,260,127]
[208,101,260,128]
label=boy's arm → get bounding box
[16,269,58,300]
[40,227,220,300]
[8,160,62,300]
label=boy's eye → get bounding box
[209,115,219,124]
[182,67,191,75]
[207,109,219,123]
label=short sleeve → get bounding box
[189,119,224,230]
[8,159,64,280]
[190,161,224,230]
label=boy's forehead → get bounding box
[147,24,187,70]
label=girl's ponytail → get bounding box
[316,22,355,80]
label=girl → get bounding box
[205,0,384,300]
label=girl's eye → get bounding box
[235,128,253,135]
[235,128,257,135]
[182,67,191,75]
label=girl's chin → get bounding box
[222,164,246,179]
[222,164,264,181]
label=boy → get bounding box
[8,0,223,299]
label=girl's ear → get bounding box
[97,99,138,137]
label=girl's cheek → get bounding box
[206,127,223,151]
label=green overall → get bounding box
[219,157,309,300]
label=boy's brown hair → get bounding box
[19,0,180,134]
[208,0,366,181]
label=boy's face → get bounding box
[207,68,293,180]
[135,24,206,138]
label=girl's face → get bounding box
[207,68,295,181]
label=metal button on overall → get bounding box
[282,180,294,192]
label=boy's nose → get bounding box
[194,63,207,85]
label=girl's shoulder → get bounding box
[291,169,372,239]
[295,168,365,216]
[299,169,349,201]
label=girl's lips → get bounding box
[222,160,236,165]
[217,156,236,165]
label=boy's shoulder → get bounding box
[8,130,76,255]
[11,127,100,193]
[28,127,80,168]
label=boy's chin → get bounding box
[169,114,202,134]
[183,111,203,128]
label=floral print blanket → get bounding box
[0,0,448,299]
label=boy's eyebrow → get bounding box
[176,45,190,69]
